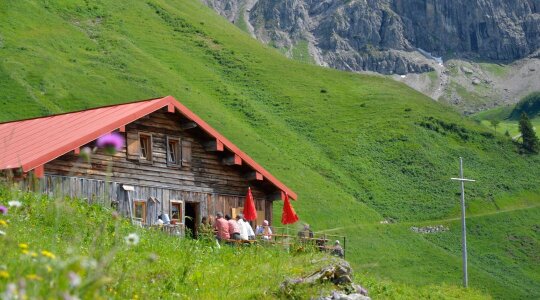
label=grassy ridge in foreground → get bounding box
[0,188,489,299]
[1,0,539,298]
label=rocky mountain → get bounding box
[203,0,540,112]
[205,0,540,74]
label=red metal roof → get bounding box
[0,96,297,199]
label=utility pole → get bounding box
[451,157,476,288]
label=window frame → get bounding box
[138,132,153,162]
[166,136,181,166]
[133,200,147,223]
[170,200,184,224]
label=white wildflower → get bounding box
[0,230,5,236]
[8,201,22,208]
[124,233,140,246]
[68,272,81,288]
[80,258,97,270]
[2,283,17,300]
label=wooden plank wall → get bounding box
[40,175,267,225]
[43,108,274,223]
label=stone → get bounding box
[411,225,449,234]
[281,260,371,299]
[472,78,481,85]
[461,66,474,74]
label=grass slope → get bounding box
[1,1,539,298]
[473,92,540,136]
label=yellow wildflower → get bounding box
[29,251,38,257]
[19,243,29,250]
[21,249,29,255]
[0,270,9,279]
[26,274,43,281]
[0,220,7,226]
[41,250,56,259]
[46,265,52,273]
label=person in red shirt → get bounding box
[213,212,230,242]
[225,214,241,240]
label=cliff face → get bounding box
[204,0,540,75]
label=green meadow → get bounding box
[1,0,539,298]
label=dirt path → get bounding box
[315,203,540,234]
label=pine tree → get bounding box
[518,112,539,154]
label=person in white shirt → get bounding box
[236,213,249,240]
[246,219,256,240]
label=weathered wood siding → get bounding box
[43,108,275,224]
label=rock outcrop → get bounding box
[280,260,371,300]
[203,0,540,75]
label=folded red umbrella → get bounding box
[243,187,257,221]
[281,192,299,225]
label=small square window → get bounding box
[139,134,152,161]
[134,201,146,223]
[167,138,180,165]
[171,201,183,223]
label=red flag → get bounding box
[281,192,299,225]
[243,187,257,221]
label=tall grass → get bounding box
[0,187,334,299]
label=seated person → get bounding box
[256,220,273,240]
[225,214,241,240]
[332,240,344,258]
[213,212,230,242]
[297,223,314,239]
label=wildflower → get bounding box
[0,220,7,227]
[0,270,9,279]
[68,272,81,288]
[21,249,29,255]
[81,258,97,270]
[46,265,52,273]
[63,293,81,300]
[0,205,7,215]
[96,132,125,155]
[0,230,5,236]
[124,233,140,246]
[2,283,17,299]
[147,253,158,262]
[7,201,21,208]
[18,243,29,250]
[41,250,56,259]
[25,274,42,281]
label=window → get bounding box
[167,137,181,165]
[139,134,152,161]
[170,201,183,223]
[134,201,146,223]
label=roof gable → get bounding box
[0,96,296,199]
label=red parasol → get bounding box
[243,187,257,221]
[281,192,299,225]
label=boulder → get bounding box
[280,260,371,299]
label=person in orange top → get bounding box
[213,212,230,242]
[225,214,241,240]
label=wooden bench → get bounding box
[223,239,257,245]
